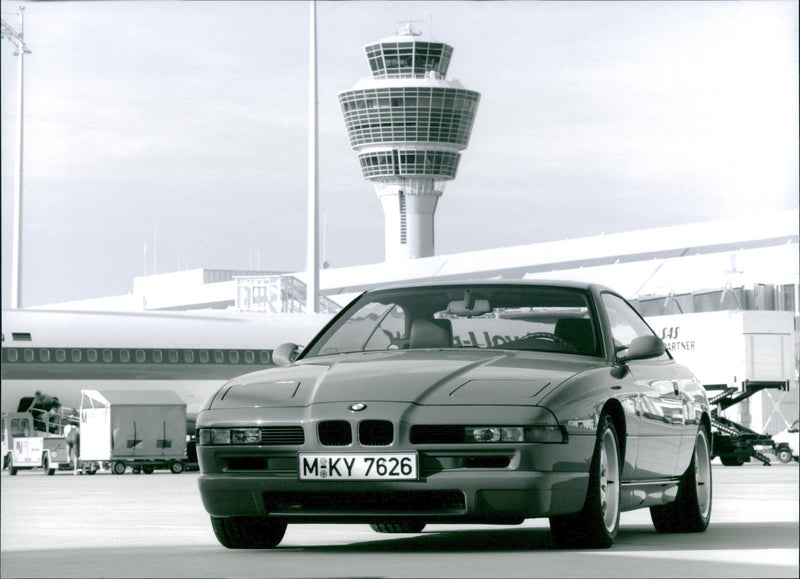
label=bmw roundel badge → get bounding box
[348,402,367,412]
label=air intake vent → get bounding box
[359,420,394,446]
[318,421,352,446]
[260,426,305,445]
[264,490,465,515]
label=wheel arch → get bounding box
[700,412,712,455]
[600,398,626,466]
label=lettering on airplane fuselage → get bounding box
[453,332,516,348]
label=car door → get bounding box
[601,292,684,479]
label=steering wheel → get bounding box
[518,332,576,352]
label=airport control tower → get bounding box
[338,24,480,261]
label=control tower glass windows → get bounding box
[358,151,460,179]
[364,42,453,79]
[339,87,479,148]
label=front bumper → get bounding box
[197,434,593,523]
[198,468,588,523]
[197,402,594,523]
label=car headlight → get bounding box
[464,425,566,444]
[198,428,261,446]
[466,426,524,443]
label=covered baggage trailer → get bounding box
[80,389,188,474]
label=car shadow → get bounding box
[287,521,799,553]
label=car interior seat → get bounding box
[409,318,453,349]
[554,318,596,355]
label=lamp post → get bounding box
[306,0,319,313]
[1,7,31,309]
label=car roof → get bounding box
[366,279,618,295]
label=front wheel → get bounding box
[550,414,621,548]
[169,461,184,474]
[719,455,744,467]
[650,424,712,533]
[43,454,55,476]
[776,447,793,464]
[112,461,126,475]
[210,516,287,549]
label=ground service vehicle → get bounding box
[197,281,712,549]
[772,420,799,463]
[2,412,70,475]
[646,311,797,466]
[80,389,188,474]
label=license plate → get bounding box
[298,452,418,480]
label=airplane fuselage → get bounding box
[1,309,333,424]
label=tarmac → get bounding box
[1,461,798,578]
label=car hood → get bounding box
[211,350,604,409]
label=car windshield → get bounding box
[303,284,601,358]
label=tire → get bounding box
[142,464,155,474]
[43,454,55,476]
[210,516,287,549]
[169,461,184,474]
[550,414,621,548]
[9,464,18,476]
[651,424,712,533]
[3,453,9,470]
[719,455,745,467]
[370,521,426,534]
[776,447,792,464]
[84,464,98,475]
[112,461,127,475]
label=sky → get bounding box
[1,1,798,308]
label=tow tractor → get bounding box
[772,420,800,463]
[1,407,90,475]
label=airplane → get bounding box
[1,308,333,433]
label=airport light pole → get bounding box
[1,7,30,309]
[306,0,320,313]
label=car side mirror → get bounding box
[273,342,301,367]
[617,335,665,363]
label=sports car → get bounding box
[196,281,712,549]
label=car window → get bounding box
[317,302,408,355]
[602,292,662,353]
[305,285,601,357]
